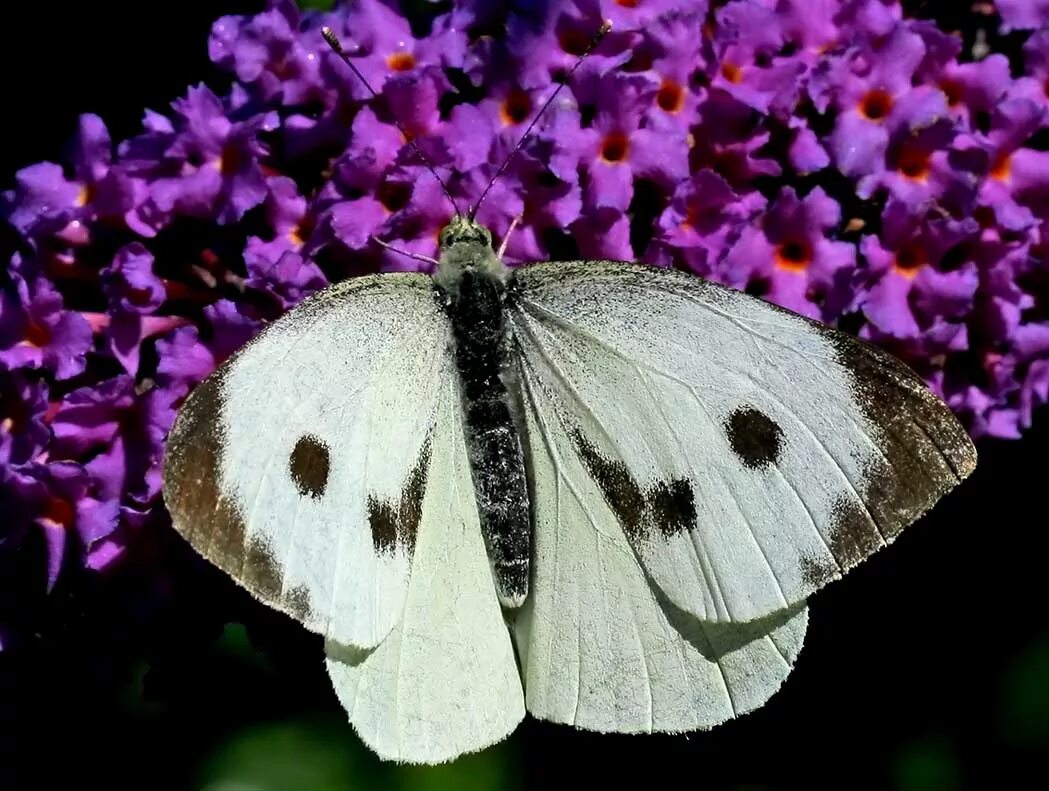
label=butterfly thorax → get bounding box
[434,216,529,609]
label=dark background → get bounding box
[1,2,1047,789]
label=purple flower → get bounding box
[711,1,807,118]
[997,0,1049,32]
[4,0,1049,644]
[655,169,766,275]
[0,270,92,381]
[722,187,856,321]
[565,72,690,214]
[823,24,949,179]
[122,85,277,227]
[0,368,49,465]
[4,461,120,590]
[210,0,325,106]
[859,201,979,343]
[2,114,144,241]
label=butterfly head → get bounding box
[439,215,493,251]
[434,215,507,293]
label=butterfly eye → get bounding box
[725,406,783,468]
[289,434,331,498]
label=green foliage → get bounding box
[997,635,1049,747]
[197,715,521,791]
[892,737,960,791]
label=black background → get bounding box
[1,3,1047,789]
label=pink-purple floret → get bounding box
[2,0,1049,628]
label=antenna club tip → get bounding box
[321,26,342,52]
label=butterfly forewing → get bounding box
[507,261,976,626]
[164,274,451,650]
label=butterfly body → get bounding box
[437,217,530,608]
[163,216,976,763]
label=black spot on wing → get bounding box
[569,428,696,542]
[649,478,697,538]
[726,407,783,469]
[570,428,646,540]
[289,434,330,498]
[368,438,432,555]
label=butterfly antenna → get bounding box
[322,26,463,217]
[468,21,612,221]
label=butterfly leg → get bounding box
[371,236,440,267]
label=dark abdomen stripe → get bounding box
[440,271,530,606]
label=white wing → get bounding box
[164,274,449,650]
[325,380,524,764]
[508,262,976,625]
[515,365,807,731]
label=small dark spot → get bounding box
[289,435,330,498]
[648,478,696,537]
[726,407,783,468]
[368,439,431,555]
[245,536,283,600]
[828,496,883,568]
[285,585,312,621]
[800,554,836,588]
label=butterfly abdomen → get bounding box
[440,266,530,608]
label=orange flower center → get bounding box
[656,79,686,113]
[896,145,931,181]
[859,89,893,121]
[558,29,590,57]
[894,244,926,277]
[378,181,411,213]
[42,497,76,529]
[500,88,532,126]
[721,62,743,84]
[600,132,630,163]
[973,206,996,228]
[775,239,813,272]
[615,0,640,7]
[991,151,1012,181]
[386,52,416,72]
[23,320,51,348]
[940,79,963,107]
[218,143,246,176]
[75,184,92,208]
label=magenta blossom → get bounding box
[2,0,1049,644]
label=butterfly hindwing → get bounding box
[508,261,976,626]
[325,379,524,763]
[515,364,808,731]
[164,274,450,650]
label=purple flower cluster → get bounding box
[3,0,1049,634]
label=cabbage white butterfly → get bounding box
[163,24,976,764]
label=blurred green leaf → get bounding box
[298,0,337,10]
[198,714,381,790]
[395,739,519,791]
[198,714,520,791]
[998,635,1049,747]
[892,736,959,791]
[215,622,274,675]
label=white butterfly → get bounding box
[162,27,976,766]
